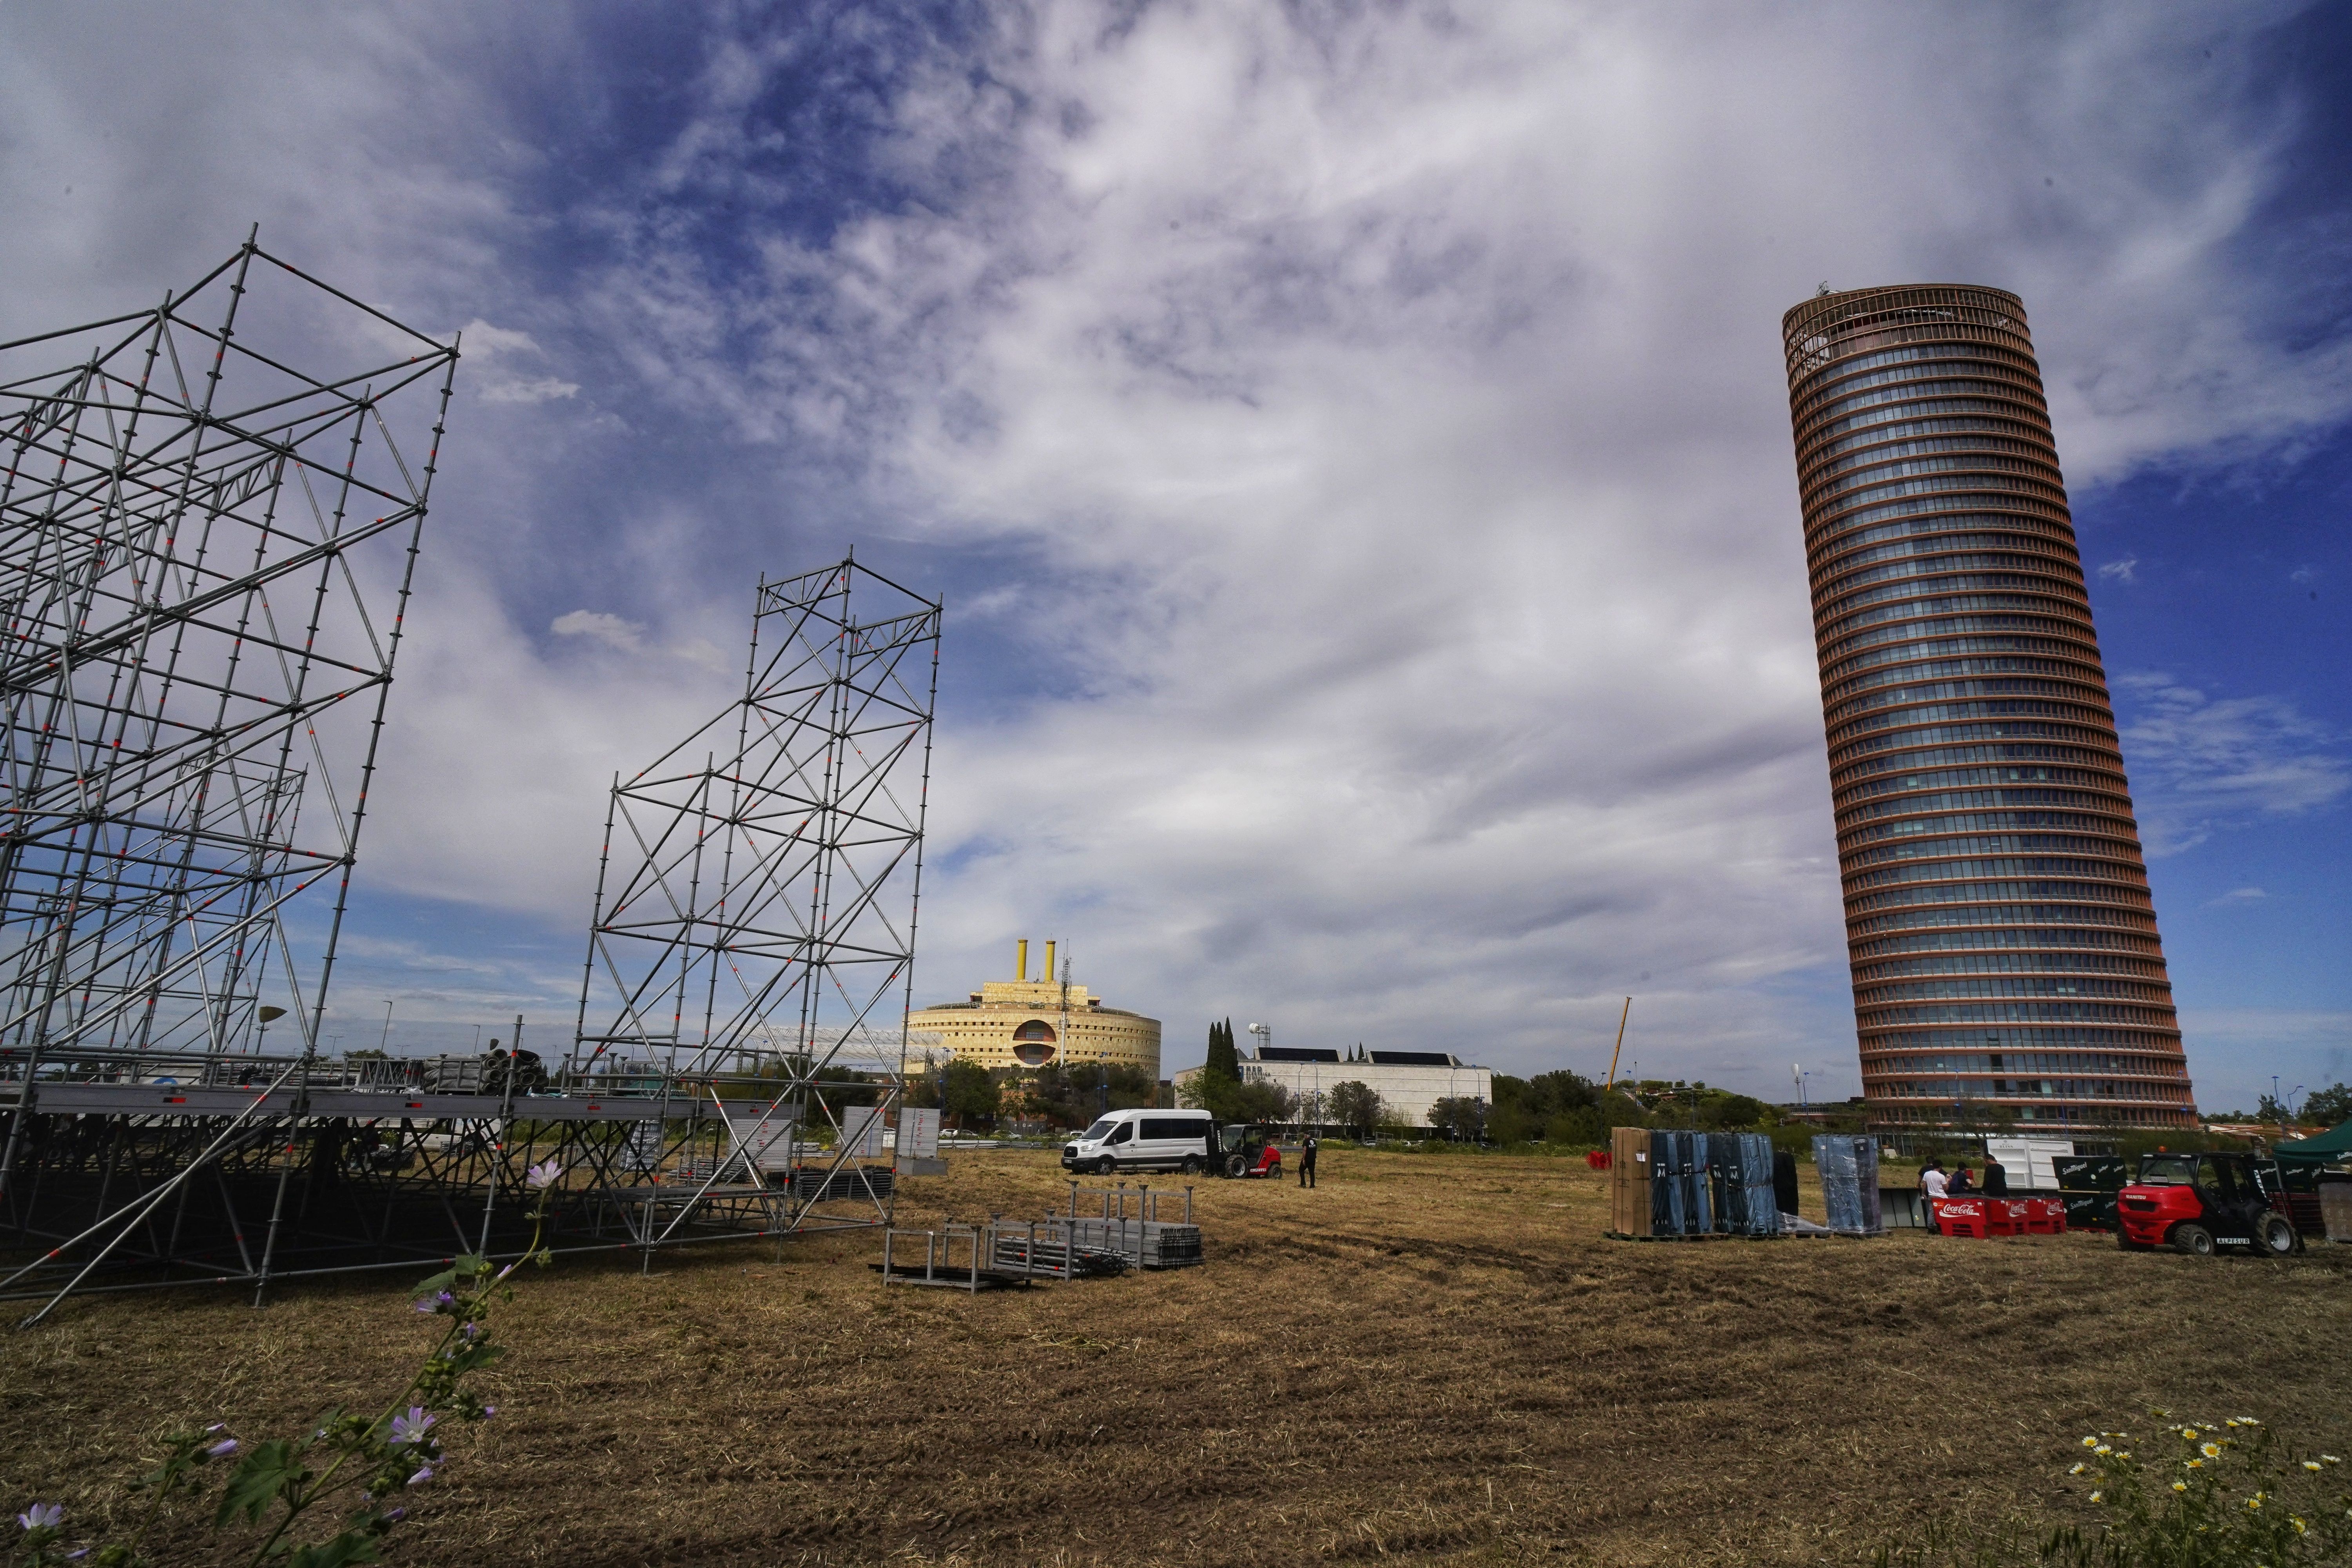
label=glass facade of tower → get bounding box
[1780,284,2196,1131]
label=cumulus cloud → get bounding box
[2099,557,2140,582]
[2,3,2347,1090]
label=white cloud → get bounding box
[479,373,581,405]
[2207,886,2268,905]
[2,4,2347,1093]
[2115,673,2351,854]
[2099,557,2140,583]
[550,609,647,653]
[456,317,581,403]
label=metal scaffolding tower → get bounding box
[0,253,944,1314]
[0,236,458,1221]
[571,557,941,1196]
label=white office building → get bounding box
[1231,1048,1493,1132]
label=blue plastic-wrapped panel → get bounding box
[1708,1132,1739,1232]
[1812,1134,1882,1233]
[1707,1131,1782,1237]
[1740,1132,1782,1236]
[1685,1132,1714,1235]
[1652,1131,1683,1234]
[1648,1131,1699,1235]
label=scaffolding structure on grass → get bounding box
[0,232,456,1093]
[550,557,941,1257]
[0,238,461,1313]
[0,558,942,1316]
[0,243,945,1319]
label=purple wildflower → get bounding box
[387,1407,436,1448]
[206,1437,239,1459]
[384,1508,406,1523]
[18,1503,64,1530]
[525,1159,562,1190]
[405,1466,433,1488]
[482,1405,497,1419]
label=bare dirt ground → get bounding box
[4,1148,2348,1566]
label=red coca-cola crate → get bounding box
[1930,1197,1985,1237]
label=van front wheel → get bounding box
[1094,1156,1118,1176]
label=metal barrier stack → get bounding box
[1049,1181,1203,1269]
[876,1181,1203,1290]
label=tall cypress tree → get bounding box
[1206,1018,1240,1081]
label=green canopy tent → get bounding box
[2274,1117,2352,1169]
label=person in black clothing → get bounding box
[1949,1162,1976,1194]
[1298,1134,1318,1189]
[1982,1154,2009,1196]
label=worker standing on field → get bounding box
[1299,1133,1318,1189]
[1982,1154,2009,1196]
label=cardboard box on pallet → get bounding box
[1610,1125,1652,1236]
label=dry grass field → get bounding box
[4,1147,2348,1566]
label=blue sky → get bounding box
[2,2,2345,1114]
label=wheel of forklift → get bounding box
[1225,1153,1249,1178]
[2172,1222,2216,1257]
[2255,1213,2299,1257]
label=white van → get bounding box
[1062,1108,1215,1176]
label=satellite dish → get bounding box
[258,1005,287,1023]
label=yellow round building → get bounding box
[909,939,1161,1076]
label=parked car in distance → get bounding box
[1061,1109,1215,1176]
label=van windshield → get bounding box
[1080,1118,1117,1142]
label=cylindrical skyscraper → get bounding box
[1780,284,2195,1133]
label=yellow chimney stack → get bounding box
[1015,937,1029,982]
[1043,939,1056,983]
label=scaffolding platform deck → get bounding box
[13,1084,703,1121]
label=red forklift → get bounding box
[2116,1150,2300,1257]
[1215,1124,1283,1180]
